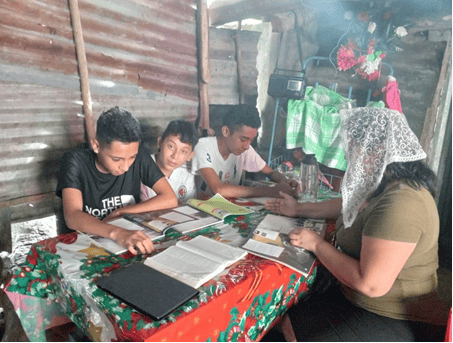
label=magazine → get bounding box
[144,235,247,288]
[240,214,327,276]
[120,206,222,235]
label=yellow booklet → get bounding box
[187,193,253,220]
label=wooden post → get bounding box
[420,38,451,164]
[68,0,96,148]
[234,21,244,104]
[197,0,211,136]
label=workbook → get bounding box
[144,235,247,288]
[186,193,253,219]
[240,214,327,276]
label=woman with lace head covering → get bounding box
[265,108,448,341]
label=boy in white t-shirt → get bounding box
[192,104,296,199]
[141,120,198,204]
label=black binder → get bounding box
[97,262,199,321]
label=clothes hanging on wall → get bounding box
[286,85,348,171]
[382,76,403,113]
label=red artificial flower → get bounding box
[367,70,381,81]
[337,44,358,71]
[357,11,369,22]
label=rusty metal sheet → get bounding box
[0,0,198,207]
[0,0,198,100]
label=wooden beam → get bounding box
[209,0,302,26]
[420,38,451,165]
[197,0,211,135]
[68,0,95,148]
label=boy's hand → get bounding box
[109,227,155,255]
[265,191,299,217]
[271,181,298,197]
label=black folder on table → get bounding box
[96,262,199,321]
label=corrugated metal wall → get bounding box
[209,28,260,105]
[0,0,199,229]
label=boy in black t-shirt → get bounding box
[56,107,177,254]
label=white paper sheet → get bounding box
[108,217,144,231]
[256,214,299,235]
[241,239,284,258]
[177,236,246,265]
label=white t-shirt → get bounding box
[191,137,266,198]
[140,154,196,204]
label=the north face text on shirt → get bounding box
[85,195,135,219]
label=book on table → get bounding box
[89,193,253,254]
[96,262,199,321]
[240,214,327,276]
[144,235,247,288]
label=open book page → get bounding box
[90,226,164,254]
[123,205,222,234]
[89,219,165,254]
[241,214,327,276]
[144,236,247,288]
[187,193,253,220]
[144,246,225,288]
[176,236,246,265]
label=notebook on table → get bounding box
[96,262,199,321]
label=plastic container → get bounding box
[299,154,319,203]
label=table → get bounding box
[5,198,337,341]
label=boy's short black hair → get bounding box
[96,106,141,145]
[223,105,261,133]
[161,120,198,149]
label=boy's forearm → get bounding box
[119,193,177,214]
[214,183,279,198]
[267,170,287,183]
[65,210,119,238]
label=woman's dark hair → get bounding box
[369,160,436,199]
[96,106,141,145]
[162,120,198,149]
[223,104,261,133]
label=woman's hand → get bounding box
[289,227,324,252]
[109,226,155,255]
[265,191,299,217]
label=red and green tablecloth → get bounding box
[5,211,334,341]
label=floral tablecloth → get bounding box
[5,210,334,342]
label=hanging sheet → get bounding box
[286,85,384,171]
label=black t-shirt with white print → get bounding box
[56,145,164,220]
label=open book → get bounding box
[90,194,252,254]
[120,205,222,235]
[240,214,327,276]
[144,235,247,288]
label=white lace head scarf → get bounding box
[339,108,426,228]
